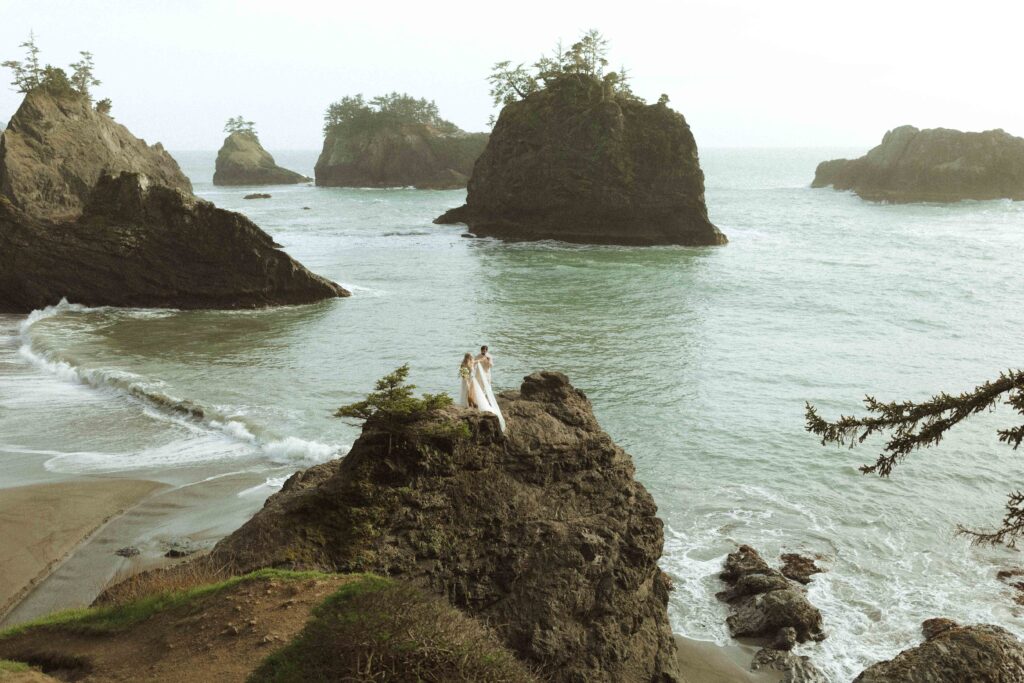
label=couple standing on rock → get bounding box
[458,346,505,430]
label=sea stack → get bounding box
[205,371,681,682]
[314,93,488,189]
[0,86,347,312]
[213,131,309,186]
[812,125,1024,202]
[435,79,726,246]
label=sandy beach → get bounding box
[0,479,165,620]
[675,636,782,682]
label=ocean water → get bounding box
[2,147,1024,679]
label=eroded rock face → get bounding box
[213,132,309,186]
[854,619,1024,682]
[208,371,680,682]
[434,78,726,246]
[812,125,1024,202]
[0,172,348,312]
[0,88,192,219]
[717,545,825,646]
[315,123,487,189]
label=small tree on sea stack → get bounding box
[224,115,257,135]
[335,364,452,427]
[95,97,112,115]
[2,31,44,93]
[69,51,101,99]
[806,369,1024,545]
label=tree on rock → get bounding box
[69,51,101,99]
[1,31,43,93]
[224,115,257,135]
[806,369,1024,545]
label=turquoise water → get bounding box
[2,147,1024,678]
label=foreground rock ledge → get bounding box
[213,131,310,186]
[205,371,680,682]
[0,172,348,312]
[812,125,1024,203]
[435,79,727,246]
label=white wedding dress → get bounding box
[458,362,506,431]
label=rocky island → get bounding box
[812,125,1024,202]
[213,118,309,186]
[315,92,487,189]
[0,82,347,312]
[435,31,726,246]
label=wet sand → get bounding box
[675,636,781,683]
[0,479,165,620]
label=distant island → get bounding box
[213,116,309,186]
[314,92,488,189]
[435,30,727,246]
[813,125,1024,202]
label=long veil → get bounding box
[473,362,506,431]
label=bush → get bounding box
[335,365,452,426]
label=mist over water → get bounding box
[2,147,1023,678]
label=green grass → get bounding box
[0,659,32,672]
[0,568,331,639]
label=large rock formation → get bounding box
[0,88,192,219]
[812,125,1024,202]
[207,371,680,682]
[435,78,726,246]
[213,131,309,186]
[0,172,348,312]
[315,122,487,189]
[854,618,1024,682]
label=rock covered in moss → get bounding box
[213,131,309,186]
[209,370,679,682]
[435,78,726,246]
[0,88,192,219]
[812,125,1024,202]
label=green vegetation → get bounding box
[335,364,452,426]
[323,92,461,136]
[0,568,330,639]
[95,97,112,115]
[2,33,103,101]
[225,115,257,135]
[248,575,535,683]
[0,659,32,673]
[487,29,638,112]
[807,369,1024,545]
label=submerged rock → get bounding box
[243,193,272,199]
[434,77,726,246]
[213,131,309,186]
[854,619,1024,682]
[751,647,827,683]
[812,125,1024,202]
[0,172,348,313]
[207,371,680,682]
[780,553,824,584]
[0,88,192,219]
[315,121,487,190]
[717,545,825,646]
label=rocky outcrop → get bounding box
[315,123,487,189]
[206,371,679,682]
[780,553,824,585]
[435,77,726,246]
[213,132,309,186]
[854,619,1024,682]
[717,545,825,646]
[0,172,348,312]
[0,89,192,219]
[812,125,1024,202]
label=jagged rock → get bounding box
[0,172,348,312]
[812,125,1024,202]
[0,88,192,219]
[213,132,309,186]
[434,77,726,246]
[114,546,140,558]
[780,553,824,584]
[751,647,828,683]
[854,619,1024,682]
[717,545,825,646]
[205,371,679,682]
[315,120,487,189]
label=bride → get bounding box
[458,353,506,431]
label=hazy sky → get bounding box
[1,0,1022,152]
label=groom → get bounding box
[475,345,493,384]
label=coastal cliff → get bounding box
[315,93,487,189]
[435,76,726,246]
[812,125,1024,202]
[0,88,192,219]
[213,131,309,186]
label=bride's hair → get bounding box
[461,353,473,367]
